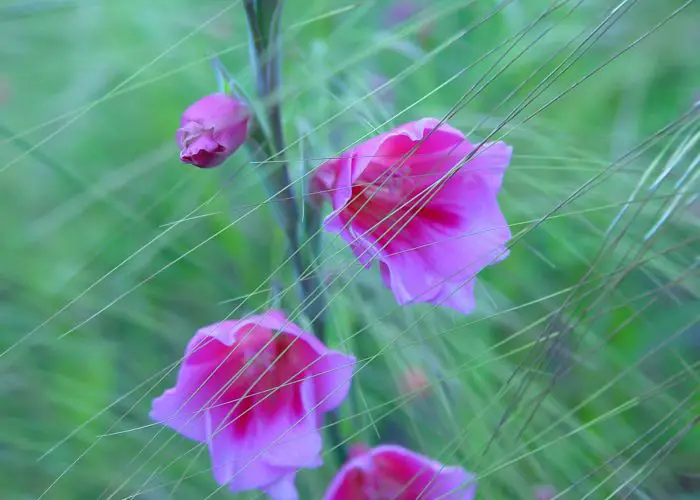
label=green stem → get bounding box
[242,0,346,466]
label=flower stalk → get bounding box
[242,0,347,466]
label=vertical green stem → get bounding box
[242,0,346,466]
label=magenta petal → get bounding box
[379,258,478,314]
[311,351,356,413]
[190,310,287,349]
[323,453,372,500]
[149,360,217,442]
[428,467,477,500]
[373,445,475,499]
[259,312,357,413]
[149,388,206,442]
[325,212,384,267]
[466,141,512,194]
[299,344,356,413]
[323,444,476,500]
[263,380,323,468]
[264,474,299,500]
[186,134,222,155]
[149,310,356,499]
[207,383,321,494]
[207,408,281,491]
[377,174,511,314]
[310,117,512,313]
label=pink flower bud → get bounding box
[176,93,249,168]
[400,367,431,398]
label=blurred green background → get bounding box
[1,0,699,498]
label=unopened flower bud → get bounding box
[176,93,249,168]
[400,367,431,398]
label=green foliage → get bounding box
[0,0,698,498]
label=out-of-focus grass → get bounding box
[1,0,699,498]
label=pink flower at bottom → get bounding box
[150,310,356,499]
[311,118,512,315]
[324,444,476,500]
[176,93,249,168]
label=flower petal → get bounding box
[264,474,299,500]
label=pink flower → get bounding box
[399,367,431,398]
[150,310,356,499]
[176,93,249,168]
[324,444,476,500]
[311,118,512,314]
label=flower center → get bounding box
[211,331,308,435]
[343,169,459,253]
